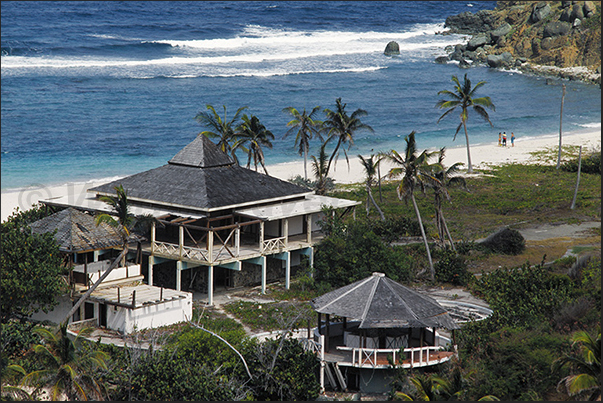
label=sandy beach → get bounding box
[2,129,600,223]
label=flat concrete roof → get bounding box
[89,284,190,308]
[41,194,206,220]
[235,194,360,221]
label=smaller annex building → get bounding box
[308,272,460,393]
[28,207,192,334]
[41,135,360,305]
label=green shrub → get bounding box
[434,248,471,286]
[314,221,414,287]
[561,151,601,174]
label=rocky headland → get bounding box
[437,1,601,84]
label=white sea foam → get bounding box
[1,23,463,74]
[577,122,601,129]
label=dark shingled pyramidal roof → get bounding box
[311,272,460,330]
[168,135,234,168]
[89,135,311,212]
[29,207,124,253]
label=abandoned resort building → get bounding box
[32,134,360,332]
[29,135,492,393]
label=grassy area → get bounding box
[331,154,601,272]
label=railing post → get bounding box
[306,214,312,243]
[179,225,184,258]
[235,227,240,256]
[208,230,214,262]
[319,334,325,393]
[132,290,136,308]
[259,221,264,252]
[284,219,288,247]
[151,222,156,254]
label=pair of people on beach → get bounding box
[498,132,515,147]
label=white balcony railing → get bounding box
[336,345,452,368]
[262,236,286,254]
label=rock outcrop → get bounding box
[384,41,400,56]
[439,1,601,84]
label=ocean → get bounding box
[2,1,601,191]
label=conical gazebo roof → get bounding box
[29,207,125,253]
[310,272,460,330]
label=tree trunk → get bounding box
[62,248,127,326]
[557,84,566,170]
[412,195,434,280]
[570,145,582,210]
[303,148,308,180]
[463,121,473,174]
[377,161,383,203]
[367,185,385,221]
[440,210,457,252]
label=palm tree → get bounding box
[21,324,109,401]
[322,97,374,175]
[358,154,385,221]
[194,104,248,163]
[310,138,332,196]
[553,329,601,401]
[385,131,438,280]
[235,114,275,175]
[62,185,153,325]
[429,147,468,251]
[393,372,499,401]
[282,106,323,180]
[436,73,495,174]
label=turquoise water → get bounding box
[2,1,600,190]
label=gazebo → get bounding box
[309,272,460,393]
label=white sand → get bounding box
[2,129,600,222]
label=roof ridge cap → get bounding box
[317,276,373,313]
[359,275,380,327]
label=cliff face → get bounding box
[443,1,601,83]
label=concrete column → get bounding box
[176,260,182,291]
[261,256,267,294]
[285,251,291,289]
[259,221,265,250]
[208,265,214,306]
[148,255,154,286]
[93,250,100,262]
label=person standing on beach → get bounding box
[498,132,502,146]
[511,132,515,147]
[502,132,507,146]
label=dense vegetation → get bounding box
[1,138,600,400]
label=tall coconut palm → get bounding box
[358,154,385,221]
[436,73,495,174]
[385,131,438,280]
[553,329,601,401]
[429,147,468,251]
[282,106,323,180]
[21,324,109,401]
[310,138,332,196]
[235,114,275,175]
[322,97,374,175]
[194,104,248,163]
[62,185,153,325]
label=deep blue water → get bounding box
[2,1,601,190]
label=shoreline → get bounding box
[2,129,600,222]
